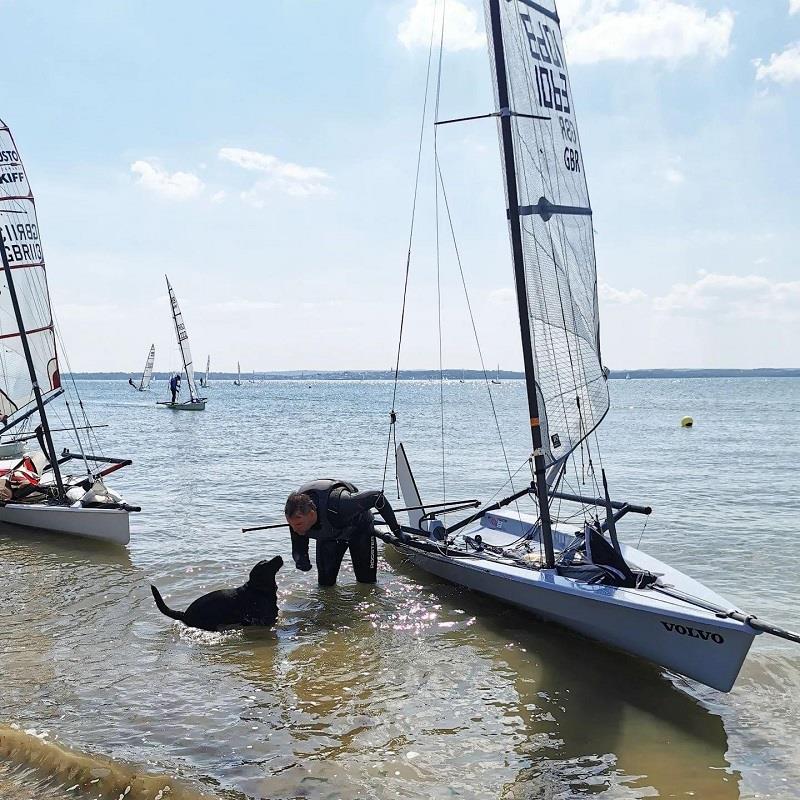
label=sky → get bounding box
[1,0,799,372]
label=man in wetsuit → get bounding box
[169,373,181,403]
[284,480,402,586]
[128,377,136,388]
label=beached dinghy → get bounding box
[0,118,137,545]
[157,276,206,411]
[378,0,800,692]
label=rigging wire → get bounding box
[434,0,447,519]
[382,0,440,495]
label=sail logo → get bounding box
[660,621,724,644]
[0,150,19,163]
[0,170,25,184]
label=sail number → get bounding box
[1,221,43,263]
[520,14,571,115]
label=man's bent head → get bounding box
[285,492,317,534]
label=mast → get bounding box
[165,275,194,401]
[487,0,555,567]
[0,242,65,497]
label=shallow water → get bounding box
[1,378,799,799]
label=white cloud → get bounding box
[562,1,734,65]
[397,0,484,52]
[599,283,647,304]
[210,190,227,203]
[754,42,800,84]
[488,287,515,305]
[130,160,204,200]
[653,271,800,320]
[218,147,332,199]
[791,0,800,15]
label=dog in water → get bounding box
[150,556,283,631]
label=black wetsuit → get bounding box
[289,479,400,587]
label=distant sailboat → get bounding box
[491,365,501,385]
[156,276,206,411]
[200,355,210,388]
[249,369,256,384]
[234,362,242,386]
[137,345,156,391]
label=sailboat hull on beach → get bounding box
[0,502,130,545]
[391,513,754,691]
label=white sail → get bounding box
[165,276,199,401]
[0,119,61,425]
[139,344,155,390]
[203,355,210,387]
[234,361,241,385]
[486,0,609,465]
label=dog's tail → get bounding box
[150,585,186,623]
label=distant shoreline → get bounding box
[67,368,800,381]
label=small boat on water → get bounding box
[233,361,242,386]
[135,344,156,391]
[0,118,137,545]
[156,276,206,411]
[377,0,800,692]
[199,355,210,389]
[491,365,501,385]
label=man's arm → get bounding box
[336,489,400,533]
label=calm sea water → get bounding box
[2,377,799,799]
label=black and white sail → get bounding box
[485,0,608,466]
[165,276,200,401]
[138,344,155,391]
[0,118,62,427]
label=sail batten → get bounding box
[485,0,609,466]
[0,119,61,421]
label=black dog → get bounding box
[150,556,283,631]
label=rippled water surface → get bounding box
[2,378,799,799]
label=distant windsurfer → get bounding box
[284,480,401,586]
[128,377,136,389]
[169,373,181,404]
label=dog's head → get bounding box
[248,556,284,590]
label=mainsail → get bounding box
[203,355,210,387]
[165,277,199,401]
[0,118,61,426]
[485,0,608,465]
[139,344,155,391]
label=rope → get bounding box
[382,0,440,493]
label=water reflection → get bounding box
[387,549,739,799]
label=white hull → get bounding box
[0,502,130,545]
[157,400,206,410]
[389,511,755,692]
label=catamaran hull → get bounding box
[390,542,755,692]
[0,503,130,545]
[156,400,206,411]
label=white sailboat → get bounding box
[233,361,242,386]
[379,0,800,692]
[491,365,501,385]
[157,277,206,411]
[0,118,137,545]
[199,355,210,388]
[137,344,156,391]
